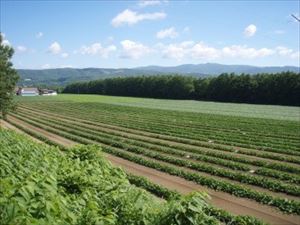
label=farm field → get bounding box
[18,94,300,121]
[4,94,300,225]
[1,129,226,225]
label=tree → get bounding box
[0,33,19,119]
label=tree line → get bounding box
[0,33,19,119]
[63,72,300,106]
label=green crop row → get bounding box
[22,100,299,141]
[20,103,300,153]
[127,174,268,225]
[13,112,300,196]
[101,145,300,215]
[7,115,300,215]
[17,109,253,172]
[15,109,300,176]
[1,129,222,225]
[23,101,300,141]
[23,104,300,165]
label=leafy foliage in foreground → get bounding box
[128,174,268,225]
[0,129,218,225]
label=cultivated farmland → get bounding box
[0,129,223,225]
[4,94,300,225]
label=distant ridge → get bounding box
[136,63,299,74]
[17,63,299,86]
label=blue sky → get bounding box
[1,0,299,69]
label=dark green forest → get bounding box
[63,72,300,106]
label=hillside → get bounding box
[17,63,299,87]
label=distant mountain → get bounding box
[136,63,299,75]
[17,63,299,87]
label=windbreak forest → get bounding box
[63,72,300,106]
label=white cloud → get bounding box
[161,41,219,60]
[159,41,279,60]
[79,43,116,58]
[161,41,194,60]
[120,40,152,59]
[162,45,186,60]
[276,46,293,56]
[48,42,61,54]
[244,24,257,37]
[139,0,161,7]
[2,39,10,46]
[36,32,43,38]
[222,45,274,58]
[111,9,166,27]
[1,33,10,46]
[16,45,27,52]
[156,27,178,39]
[276,46,299,59]
[41,64,51,69]
[191,42,220,59]
[290,51,299,60]
[61,52,69,58]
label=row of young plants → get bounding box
[14,111,300,196]
[31,104,300,164]
[21,103,300,153]
[8,114,300,213]
[39,104,300,153]
[1,129,223,225]
[14,110,299,189]
[127,174,268,225]
[31,100,291,134]
[24,101,299,142]
[254,168,300,185]
[18,106,300,168]
[34,104,300,156]
[18,109,253,172]
[60,102,300,144]
[16,110,300,177]
[101,145,300,215]
[3,120,269,225]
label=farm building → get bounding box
[15,87,58,96]
[39,89,58,96]
[20,88,39,96]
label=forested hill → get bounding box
[63,72,300,106]
[17,63,299,87]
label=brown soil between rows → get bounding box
[6,116,76,147]
[18,106,300,168]
[5,115,300,225]
[0,119,43,143]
